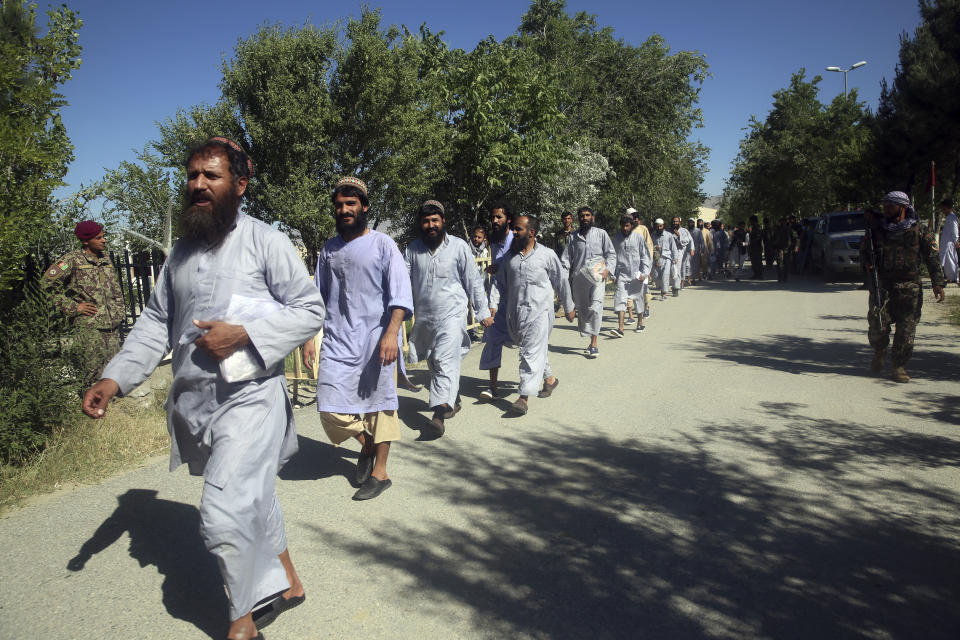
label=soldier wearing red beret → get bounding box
[45,221,125,382]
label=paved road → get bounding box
[2,273,959,640]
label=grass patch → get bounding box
[0,389,169,514]
[945,289,960,327]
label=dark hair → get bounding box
[471,225,487,235]
[490,201,513,219]
[577,206,593,215]
[620,215,635,225]
[331,184,370,208]
[520,214,540,234]
[418,202,444,219]
[942,198,954,208]
[561,211,573,220]
[186,139,252,182]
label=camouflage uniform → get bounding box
[859,222,945,367]
[44,249,126,381]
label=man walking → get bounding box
[483,215,574,415]
[628,208,655,316]
[687,218,704,283]
[862,191,945,382]
[561,206,616,358]
[479,202,515,399]
[46,220,125,384]
[303,177,413,501]
[773,217,798,283]
[612,215,652,334]
[939,199,958,285]
[552,211,574,257]
[652,218,679,300]
[405,200,490,436]
[82,138,324,639]
[748,214,764,279]
[670,216,694,294]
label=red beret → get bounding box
[74,220,103,240]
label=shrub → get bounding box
[0,280,92,463]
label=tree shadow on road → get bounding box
[307,407,960,639]
[66,489,227,639]
[684,333,960,382]
[279,435,359,483]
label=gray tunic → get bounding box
[653,231,679,292]
[490,244,573,396]
[101,213,326,618]
[561,227,616,337]
[612,231,652,313]
[405,234,490,408]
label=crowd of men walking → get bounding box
[47,136,949,640]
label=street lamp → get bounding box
[825,60,867,96]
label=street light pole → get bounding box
[825,61,867,96]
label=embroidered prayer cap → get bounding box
[75,220,103,240]
[654,218,665,225]
[625,207,638,215]
[335,176,368,195]
[881,191,911,207]
[421,199,444,215]
[207,136,253,178]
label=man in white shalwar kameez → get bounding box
[939,198,958,284]
[611,215,652,335]
[561,206,616,359]
[652,218,680,301]
[405,200,490,436]
[484,215,575,415]
[82,139,324,640]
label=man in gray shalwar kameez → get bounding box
[652,218,680,301]
[405,200,490,435]
[484,215,575,415]
[479,202,515,399]
[611,215,652,335]
[671,216,694,292]
[82,138,324,640]
[561,206,616,359]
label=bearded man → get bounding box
[404,200,489,436]
[302,177,413,500]
[483,215,574,415]
[652,218,679,300]
[82,138,325,639]
[862,191,945,382]
[670,216,694,293]
[479,202,515,399]
[561,206,616,359]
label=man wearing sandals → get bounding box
[404,200,489,436]
[82,138,323,640]
[484,215,574,415]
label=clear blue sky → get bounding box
[52,0,921,201]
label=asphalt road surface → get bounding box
[2,273,959,640]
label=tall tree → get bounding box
[0,1,82,289]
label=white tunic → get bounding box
[940,211,959,282]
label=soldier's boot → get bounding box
[891,366,910,383]
[870,348,886,373]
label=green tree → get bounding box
[0,1,83,289]
[723,70,874,222]
[514,0,709,222]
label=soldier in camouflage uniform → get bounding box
[860,191,945,383]
[45,221,126,382]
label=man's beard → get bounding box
[336,210,368,236]
[672,223,680,230]
[579,221,593,233]
[422,227,445,250]
[509,233,527,253]
[179,191,239,247]
[491,222,508,243]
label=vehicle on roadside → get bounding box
[809,210,865,282]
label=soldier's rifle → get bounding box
[863,211,887,333]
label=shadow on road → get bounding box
[66,489,227,639]
[279,435,359,483]
[307,406,960,639]
[684,333,960,382]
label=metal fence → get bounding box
[110,249,166,332]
